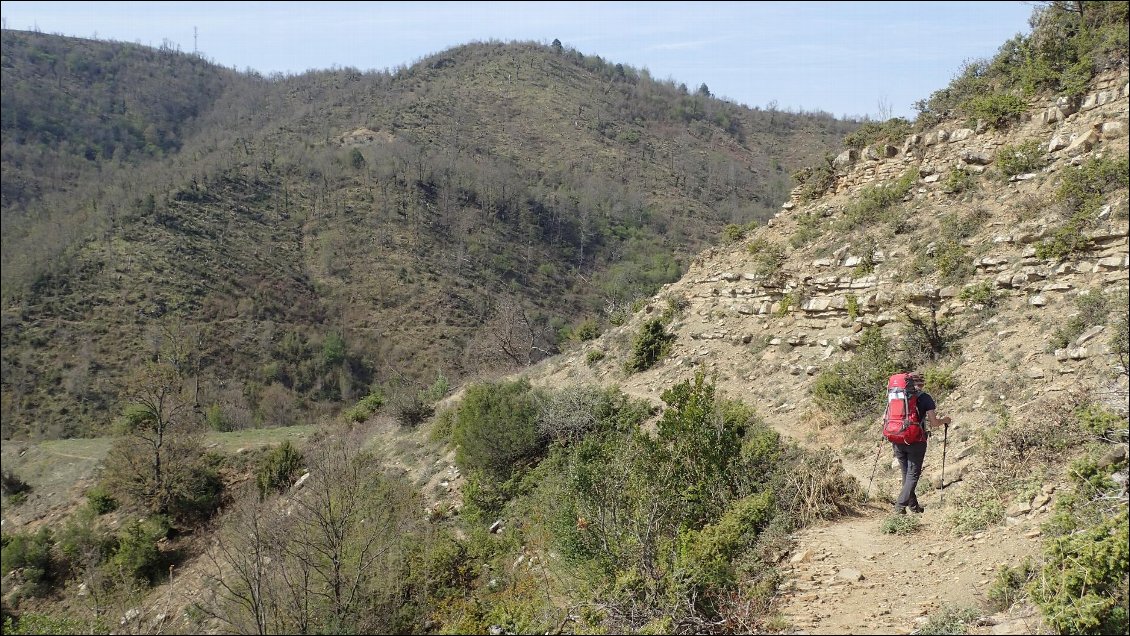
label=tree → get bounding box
[103,361,218,521]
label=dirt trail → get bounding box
[772,490,1046,635]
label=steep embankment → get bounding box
[526,69,1129,634]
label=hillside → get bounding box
[0,33,854,440]
[1,4,1127,635]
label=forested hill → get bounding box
[0,32,857,439]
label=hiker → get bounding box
[891,372,950,514]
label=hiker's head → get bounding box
[908,372,925,391]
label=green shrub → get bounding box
[747,238,786,278]
[948,495,1004,535]
[452,379,543,482]
[918,605,981,635]
[1029,508,1128,635]
[793,156,836,201]
[573,319,601,342]
[1049,289,1110,351]
[205,402,231,432]
[837,170,916,231]
[811,327,900,422]
[721,224,746,243]
[108,515,170,584]
[585,349,605,365]
[0,528,57,597]
[2,612,109,635]
[843,118,912,150]
[256,440,304,499]
[845,294,860,320]
[941,168,976,195]
[676,491,775,591]
[961,92,1027,129]
[988,559,1037,612]
[86,484,118,515]
[959,281,996,310]
[996,139,1047,177]
[880,514,920,535]
[627,318,674,373]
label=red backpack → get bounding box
[882,373,925,445]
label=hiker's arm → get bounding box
[926,410,951,427]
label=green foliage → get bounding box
[585,349,606,365]
[988,559,1037,612]
[837,170,917,232]
[256,440,304,499]
[657,372,747,525]
[344,391,385,423]
[205,402,231,432]
[322,331,346,366]
[85,484,119,515]
[1049,289,1110,351]
[880,514,920,535]
[626,317,674,373]
[1029,508,1129,635]
[811,327,901,422]
[923,366,960,401]
[1074,402,1126,440]
[721,223,746,243]
[793,155,836,201]
[843,118,912,150]
[0,528,58,597]
[107,515,171,584]
[452,379,544,482]
[918,605,981,635]
[747,238,786,278]
[676,491,775,591]
[1037,155,1130,260]
[790,210,824,248]
[960,92,1028,129]
[845,293,860,321]
[2,612,109,635]
[996,139,1047,177]
[572,319,601,342]
[948,495,1005,535]
[959,281,997,310]
[941,168,976,195]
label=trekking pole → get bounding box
[939,422,950,505]
[865,442,883,500]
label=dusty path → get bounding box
[772,494,1046,635]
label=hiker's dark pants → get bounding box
[892,440,928,509]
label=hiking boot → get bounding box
[909,504,925,514]
[892,505,907,515]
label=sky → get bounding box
[0,1,1036,121]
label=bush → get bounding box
[812,327,901,422]
[941,168,976,195]
[1,470,31,497]
[996,139,1047,177]
[626,318,674,373]
[988,559,1036,612]
[959,281,996,310]
[879,514,920,535]
[961,92,1027,129]
[585,349,605,365]
[452,379,544,482]
[108,515,170,584]
[747,238,786,278]
[837,170,916,231]
[918,605,981,635]
[86,484,118,515]
[344,391,385,423]
[0,528,57,597]
[256,440,304,499]
[1029,508,1128,635]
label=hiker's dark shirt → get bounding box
[915,392,937,425]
